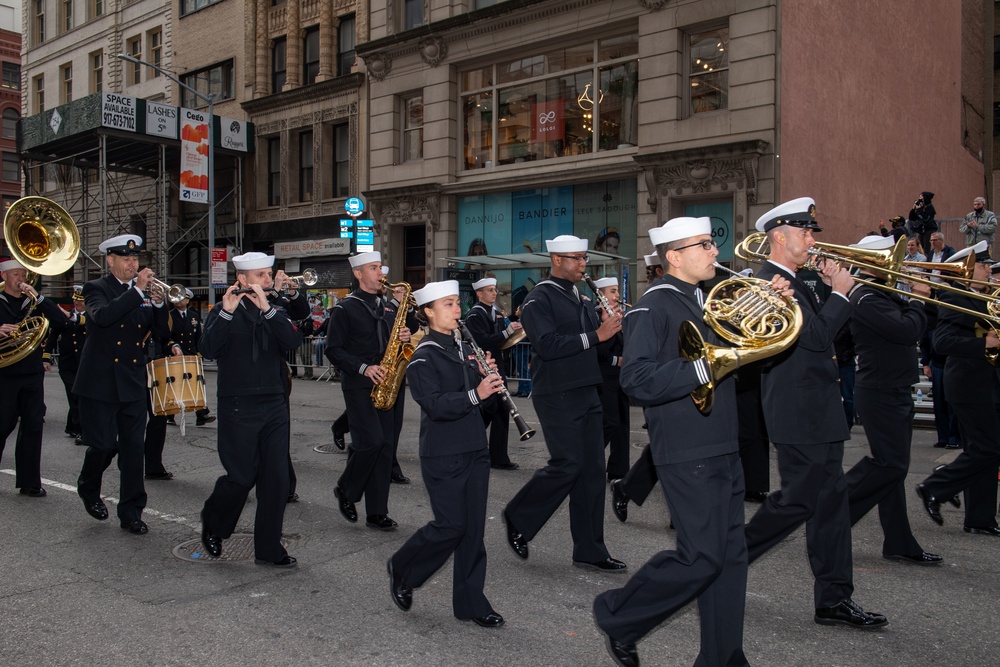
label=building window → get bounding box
[303,27,320,85]
[2,152,19,182]
[181,0,224,16]
[61,0,73,33]
[91,51,103,93]
[688,26,729,115]
[402,94,423,162]
[403,0,423,30]
[148,29,162,77]
[34,75,44,114]
[331,123,349,198]
[180,61,235,108]
[271,37,286,93]
[267,137,281,206]
[60,63,73,104]
[2,109,18,139]
[90,0,104,19]
[460,33,639,169]
[126,36,141,85]
[1,63,19,90]
[298,131,313,202]
[337,15,356,77]
[403,225,425,287]
[34,0,45,44]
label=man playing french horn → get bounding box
[326,251,409,531]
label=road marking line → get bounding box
[2,468,199,532]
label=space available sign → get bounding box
[274,238,351,258]
[101,93,138,132]
[179,108,210,204]
[146,101,178,139]
[220,117,248,152]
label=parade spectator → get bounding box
[908,192,937,257]
[959,197,996,254]
[878,215,908,242]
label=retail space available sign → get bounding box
[101,93,137,132]
[210,247,228,288]
[274,238,351,258]
[179,108,210,204]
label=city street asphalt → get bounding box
[1,369,998,666]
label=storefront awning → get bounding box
[445,250,630,270]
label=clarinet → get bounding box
[457,322,536,441]
[583,274,618,319]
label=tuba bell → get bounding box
[0,197,81,368]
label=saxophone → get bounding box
[371,278,416,410]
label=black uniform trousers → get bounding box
[77,395,148,525]
[744,441,854,608]
[202,394,289,562]
[390,448,492,619]
[620,443,657,506]
[58,370,81,436]
[736,374,770,495]
[0,373,46,489]
[391,384,407,478]
[845,386,922,556]
[506,387,610,562]
[600,383,630,479]
[595,453,748,666]
[922,402,1000,529]
[338,387,393,515]
[144,392,169,476]
[482,394,512,467]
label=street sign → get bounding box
[345,197,364,215]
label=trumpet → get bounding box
[148,277,188,304]
[457,321,535,441]
[233,268,319,296]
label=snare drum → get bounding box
[148,355,207,416]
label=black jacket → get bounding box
[933,287,1000,404]
[168,307,202,355]
[0,291,67,377]
[849,278,926,388]
[45,308,87,373]
[908,191,938,234]
[465,301,510,379]
[325,290,395,391]
[595,305,623,387]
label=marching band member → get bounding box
[0,258,68,497]
[75,235,169,534]
[592,276,629,481]
[199,252,303,567]
[843,235,942,564]
[594,216,756,667]
[326,251,407,531]
[465,276,520,470]
[143,331,183,481]
[387,280,505,627]
[502,235,626,572]
[386,268,418,484]
[743,198,887,629]
[44,285,87,446]
[168,288,214,426]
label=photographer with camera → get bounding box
[908,191,938,257]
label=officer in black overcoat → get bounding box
[168,287,214,425]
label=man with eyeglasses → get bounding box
[502,235,627,574]
[744,197,888,630]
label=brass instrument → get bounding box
[583,273,619,319]
[0,196,81,368]
[285,268,319,289]
[371,277,416,410]
[679,263,803,413]
[457,322,535,440]
[148,277,188,304]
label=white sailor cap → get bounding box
[950,240,991,264]
[232,252,274,270]
[545,235,588,253]
[648,217,712,246]
[990,262,1000,275]
[184,288,194,299]
[592,277,618,290]
[644,253,661,268]
[72,284,85,301]
[413,280,459,306]
[349,251,382,268]
[850,234,895,250]
[755,197,822,233]
[472,277,497,290]
[99,234,143,255]
[381,266,390,276]
[0,258,26,272]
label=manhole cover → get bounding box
[313,443,344,454]
[173,534,292,563]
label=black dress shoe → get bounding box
[286,493,299,503]
[19,487,46,497]
[502,509,529,560]
[814,598,887,629]
[81,495,109,521]
[390,473,411,485]
[75,436,85,447]
[366,514,398,531]
[145,471,174,480]
[932,441,948,448]
[744,490,769,503]
[334,486,357,523]
[595,623,639,667]
[573,557,627,573]
[66,431,81,439]
[201,516,222,558]
[196,416,216,426]
[964,525,1000,536]
[883,551,943,565]
[491,462,519,470]
[461,612,505,628]
[610,479,629,523]
[944,442,962,449]
[387,560,412,611]
[122,520,149,535]
[166,417,176,425]
[331,424,346,450]
[915,484,943,526]
[255,555,297,568]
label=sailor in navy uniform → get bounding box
[744,197,887,629]
[465,276,520,470]
[199,252,303,567]
[594,216,762,667]
[44,284,87,445]
[143,330,183,481]
[387,280,505,627]
[385,266,418,484]
[169,287,214,426]
[75,235,170,534]
[326,251,408,531]
[0,258,68,497]
[502,235,626,572]
[592,276,630,481]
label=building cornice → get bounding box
[242,74,364,115]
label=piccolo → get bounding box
[457,321,535,441]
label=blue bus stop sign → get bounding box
[345,197,365,215]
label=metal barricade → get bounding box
[504,341,533,395]
[287,336,328,379]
